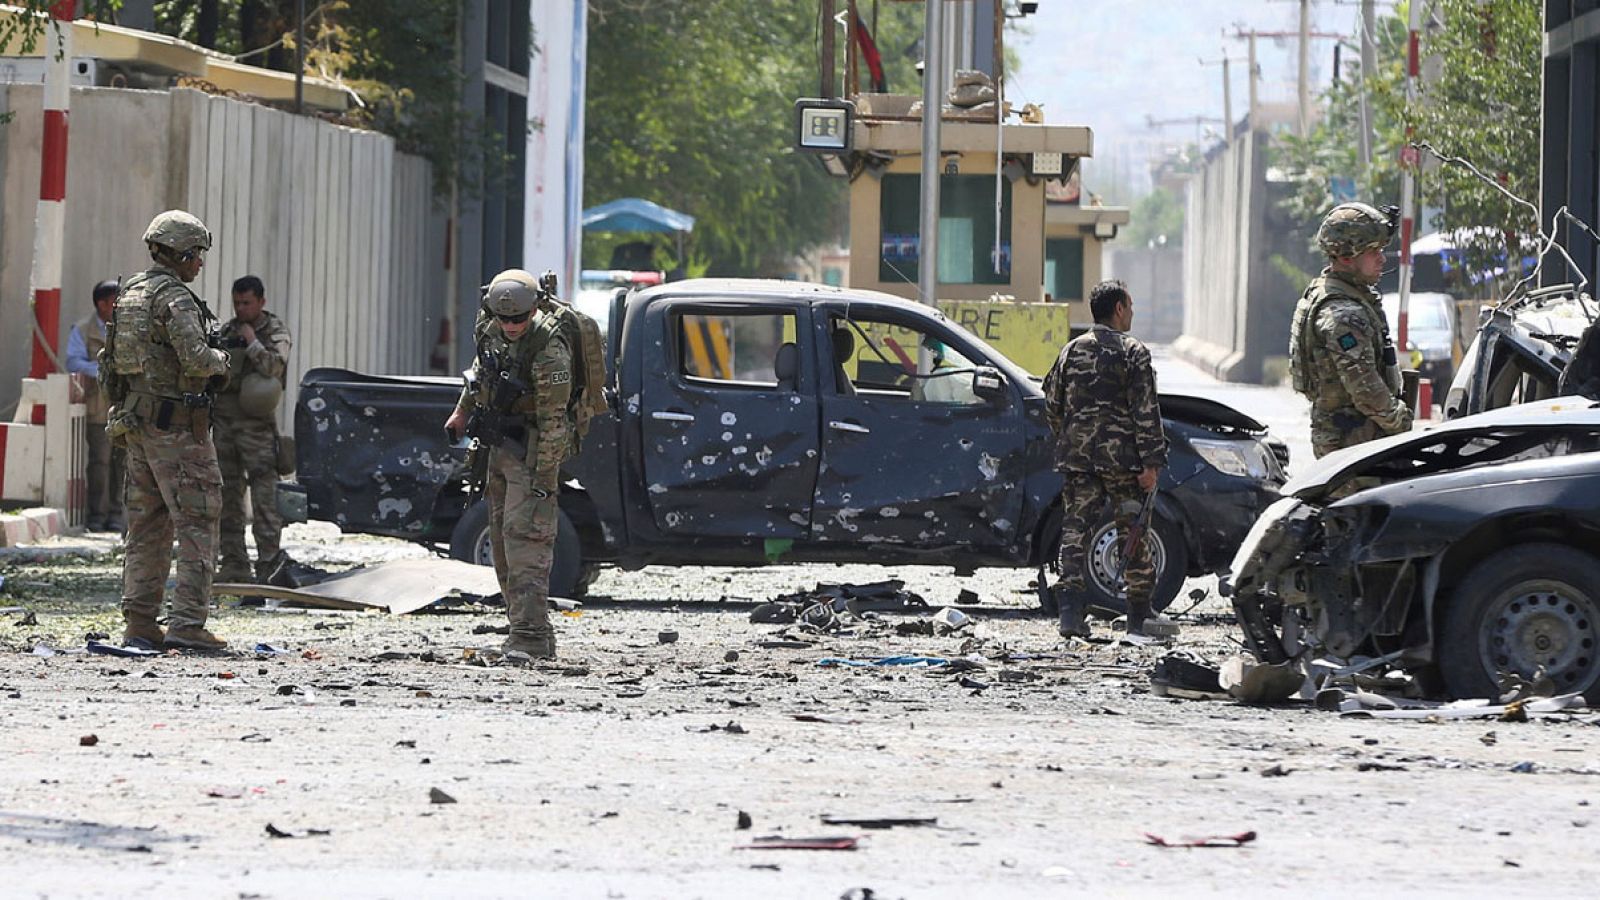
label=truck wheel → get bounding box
[1080,512,1186,618]
[448,501,589,599]
[1438,544,1600,702]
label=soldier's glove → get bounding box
[1374,398,1413,435]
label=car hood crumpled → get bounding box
[1282,398,1600,502]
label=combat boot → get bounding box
[1055,586,1091,639]
[502,633,556,660]
[122,613,165,650]
[1125,603,1153,638]
[164,625,228,652]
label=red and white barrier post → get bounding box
[28,0,75,393]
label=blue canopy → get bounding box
[582,198,695,234]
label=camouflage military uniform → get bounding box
[1043,326,1167,622]
[1289,202,1412,460]
[458,302,573,655]
[1290,270,1411,457]
[213,310,292,581]
[109,263,230,640]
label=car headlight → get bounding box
[1191,437,1274,479]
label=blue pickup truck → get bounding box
[290,279,1287,612]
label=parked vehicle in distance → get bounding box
[290,279,1288,612]
[1228,399,1600,700]
[1381,290,1458,390]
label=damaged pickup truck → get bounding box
[293,279,1287,611]
[1228,398,1600,700]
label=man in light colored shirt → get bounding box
[66,279,124,532]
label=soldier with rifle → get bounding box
[444,269,574,660]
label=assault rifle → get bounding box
[460,348,531,500]
[1113,487,1158,596]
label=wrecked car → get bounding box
[292,279,1287,609]
[1228,398,1600,700]
[1444,283,1597,418]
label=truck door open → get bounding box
[638,303,819,537]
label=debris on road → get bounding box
[737,835,860,851]
[212,558,525,615]
[736,811,752,830]
[685,721,748,735]
[86,640,160,658]
[1144,830,1256,848]
[819,815,936,830]
[429,787,458,804]
[817,656,952,668]
[79,734,98,746]
[1148,651,1226,700]
[264,823,330,839]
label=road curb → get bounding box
[0,507,66,547]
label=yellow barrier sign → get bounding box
[936,299,1086,376]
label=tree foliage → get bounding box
[584,1,925,275]
[1273,0,1540,284]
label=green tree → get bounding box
[584,1,925,275]
[1274,0,1539,286]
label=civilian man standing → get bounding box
[66,279,124,532]
[1042,280,1167,638]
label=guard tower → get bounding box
[798,1,1125,372]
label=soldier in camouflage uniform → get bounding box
[213,275,294,583]
[1042,280,1167,639]
[103,211,232,651]
[1289,202,1413,458]
[444,269,573,660]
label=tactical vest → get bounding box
[108,268,215,397]
[475,298,607,462]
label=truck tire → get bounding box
[1080,512,1186,618]
[448,500,589,599]
[1438,544,1600,702]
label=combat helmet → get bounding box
[483,268,540,317]
[1316,202,1398,259]
[143,210,212,256]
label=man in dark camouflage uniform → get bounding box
[1289,202,1413,458]
[213,275,294,583]
[1043,280,1167,639]
[103,211,232,651]
[444,269,573,660]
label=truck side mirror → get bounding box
[972,366,1007,402]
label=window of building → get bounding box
[878,174,1012,285]
[1045,237,1085,301]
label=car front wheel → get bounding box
[448,500,591,599]
[1439,543,1600,701]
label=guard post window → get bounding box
[879,174,1012,285]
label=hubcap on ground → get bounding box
[1087,523,1166,598]
[1482,582,1600,692]
[475,529,495,566]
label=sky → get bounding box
[1009,0,1372,199]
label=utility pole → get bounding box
[1298,0,1311,138]
[1198,53,1241,145]
[1397,0,1423,355]
[1358,0,1376,174]
[821,0,836,98]
[1231,26,1342,133]
[29,0,76,383]
[917,0,943,307]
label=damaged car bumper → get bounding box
[1229,398,1600,700]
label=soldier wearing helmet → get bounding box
[444,268,574,660]
[105,209,232,651]
[212,275,297,585]
[1288,202,1413,458]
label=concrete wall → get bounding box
[1173,131,1316,383]
[1109,246,1183,344]
[0,86,447,427]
